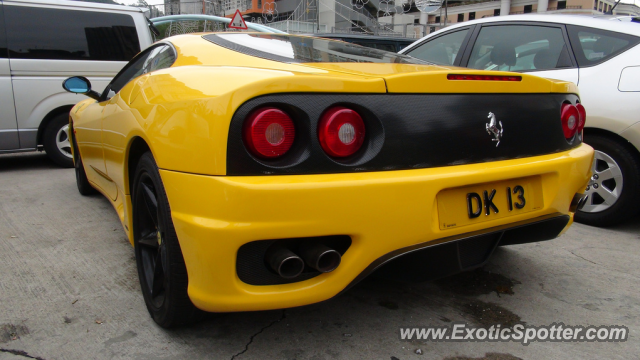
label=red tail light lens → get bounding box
[560,103,579,140]
[243,108,295,158]
[575,103,586,132]
[318,107,365,158]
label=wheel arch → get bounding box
[583,127,640,163]
[37,105,74,146]
[126,136,152,196]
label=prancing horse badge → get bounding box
[486,112,503,147]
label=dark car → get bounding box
[310,33,414,52]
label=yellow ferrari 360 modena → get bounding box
[63,33,593,328]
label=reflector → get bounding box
[575,103,586,132]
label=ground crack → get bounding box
[230,310,286,360]
[569,250,598,265]
[0,348,46,360]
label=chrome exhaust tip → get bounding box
[577,194,588,211]
[266,248,305,279]
[570,193,589,213]
[299,244,341,273]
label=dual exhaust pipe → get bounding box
[570,192,589,212]
[267,244,342,279]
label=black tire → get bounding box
[575,134,640,227]
[43,114,74,168]
[132,152,200,328]
[71,135,97,196]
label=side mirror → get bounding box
[62,76,100,101]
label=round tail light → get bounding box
[243,108,295,158]
[575,103,586,132]
[318,107,365,158]
[560,103,579,140]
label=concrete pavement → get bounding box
[1,152,639,360]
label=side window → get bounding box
[143,45,176,73]
[104,44,176,98]
[567,25,640,67]
[406,29,469,65]
[4,5,140,61]
[467,25,572,72]
[397,42,410,51]
[0,6,7,58]
[373,43,397,52]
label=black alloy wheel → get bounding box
[133,152,199,328]
[72,134,97,196]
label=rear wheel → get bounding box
[72,135,97,196]
[132,152,200,328]
[575,134,640,227]
[43,114,74,168]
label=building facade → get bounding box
[156,0,640,38]
[423,0,640,27]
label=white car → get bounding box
[401,14,640,227]
[0,0,154,167]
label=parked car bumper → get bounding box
[159,144,593,312]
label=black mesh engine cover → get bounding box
[226,93,581,175]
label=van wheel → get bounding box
[575,135,640,227]
[43,114,74,168]
[133,152,200,328]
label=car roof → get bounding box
[402,14,640,53]
[3,0,146,13]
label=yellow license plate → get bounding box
[437,176,544,230]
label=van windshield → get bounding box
[202,33,428,64]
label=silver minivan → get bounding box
[0,0,153,166]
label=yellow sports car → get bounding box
[63,33,593,328]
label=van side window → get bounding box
[4,6,140,61]
[566,25,640,67]
[0,6,7,58]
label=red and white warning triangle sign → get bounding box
[228,9,248,30]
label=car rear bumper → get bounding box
[159,144,593,312]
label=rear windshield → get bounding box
[202,33,428,64]
[566,25,640,67]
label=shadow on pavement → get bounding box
[156,257,531,359]
[607,215,640,234]
[0,152,60,172]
